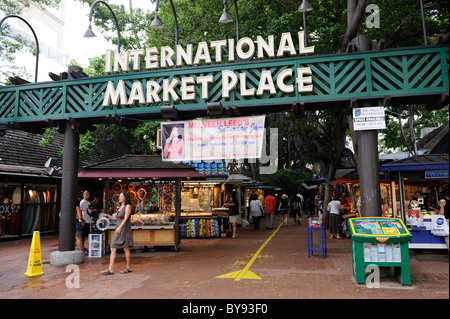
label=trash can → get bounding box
[349,217,412,285]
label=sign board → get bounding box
[349,217,410,238]
[0,46,448,125]
[425,170,449,179]
[349,217,412,285]
[161,115,265,161]
[352,106,386,131]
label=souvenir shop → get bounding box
[380,154,449,250]
[0,172,60,241]
[0,181,59,240]
[78,155,237,251]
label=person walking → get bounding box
[249,194,263,230]
[225,192,239,238]
[279,194,290,226]
[264,191,277,229]
[292,194,303,225]
[101,192,134,275]
[327,194,342,239]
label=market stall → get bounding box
[179,180,229,239]
[78,155,208,250]
[380,154,449,250]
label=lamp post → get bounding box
[84,0,122,53]
[218,0,240,42]
[0,15,40,82]
[298,0,313,47]
[150,0,179,49]
[419,0,428,45]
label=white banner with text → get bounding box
[161,116,266,161]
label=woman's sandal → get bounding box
[120,268,132,274]
[101,269,114,275]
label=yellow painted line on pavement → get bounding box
[216,222,283,281]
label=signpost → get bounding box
[349,217,412,285]
[353,106,386,131]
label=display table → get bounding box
[407,216,447,250]
[409,227,447,249]
[349,217,412,285]
[180,209,229,239]
[107,224,176,247]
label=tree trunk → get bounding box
[340,0,371,52]
[322,110,347,227]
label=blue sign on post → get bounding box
[425,170,449,179]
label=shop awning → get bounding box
[78,154,207,179]
[336,178,359,184]
[78,169,207,179]
[379,154,449,172]
[245,185,282,191]
[225,174,254,184]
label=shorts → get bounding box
[81,223,91,239]
[75,220,82,235]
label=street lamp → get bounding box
[298,0,313,47]
[84,0,122,53]
[218,0,240,42]
[0,15,40,82]
[419,0,428,45]
[150,0,179,49]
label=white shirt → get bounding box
[80,199,92,223]
[250,200,263,217]
[327,200,341,215]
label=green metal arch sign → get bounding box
[0,44,448,125]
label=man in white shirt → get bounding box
[79,190,92,254]
[327,195,342,239]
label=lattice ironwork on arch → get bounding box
[0,45,448,125]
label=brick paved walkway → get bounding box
[0,215,448,301]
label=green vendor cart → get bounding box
[349,217,412,285]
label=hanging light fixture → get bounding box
[83,0,121,52]
[83,23,96,37]
[219,0,233,23]
[298,0,313,12]
[150,12,164,29]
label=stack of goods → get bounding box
[308,218,322,228]
[181,218,220,238]
[130,214,168,226]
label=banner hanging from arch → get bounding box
[161,115,265,161]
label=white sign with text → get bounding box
[353,106,386,131]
